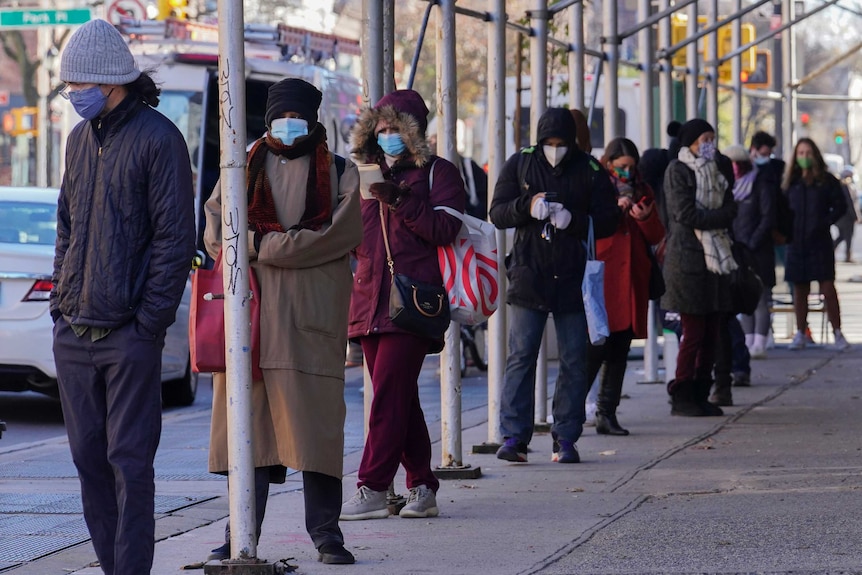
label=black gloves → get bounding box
[370,181,408,206]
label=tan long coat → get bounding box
[203,150,362,479]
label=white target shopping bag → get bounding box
[434,206,500,325]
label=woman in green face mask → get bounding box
[781,138,850,351]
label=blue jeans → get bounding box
[499,305,589,445]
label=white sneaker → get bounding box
[584,401,597,427]
[788,330,806,351]
[749,334,768,359]
[399,485,439,518]
[340,485,390,521]
[832,330,851,351]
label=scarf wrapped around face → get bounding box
[246,123,333,235]
[678,146,738,275]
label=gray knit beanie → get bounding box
[60,19,140,85]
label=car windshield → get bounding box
[159,90,202,174]
[0,201,57,245]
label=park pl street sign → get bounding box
[0,8,91,29]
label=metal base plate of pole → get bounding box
[471,442,501,454]
[434,464,482,480]
[203,558,285,574]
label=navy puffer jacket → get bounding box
[51,97,196,336]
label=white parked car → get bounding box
[0,186,197,406]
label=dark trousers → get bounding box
[359,333,439,494]
[586,329,634,415]
[715,314,751,383]
[223,468,344,550]
[674,312,722,384]
[53,318,164,575]
[729,315,751,375]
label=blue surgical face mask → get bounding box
[270,117,308,146]
[377,132,407,156]
[753,154,770,166]
[69,85,108,121]
[699,141,716,161]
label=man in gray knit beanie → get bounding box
[59,19,141,120]
[52,17,195,575]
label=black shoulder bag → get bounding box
[380,203,450,339]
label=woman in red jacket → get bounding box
[587,138,665,435]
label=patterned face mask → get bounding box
[698,141,716,161]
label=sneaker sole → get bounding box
[496,450,527,463]
[551,453,580,463]
[339,508,391,521]
[207,553,229,561]
[399,506,439,518]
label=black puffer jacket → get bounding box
[51,97,196,336]
[489,108,619,313]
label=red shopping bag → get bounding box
[189,253,263,380]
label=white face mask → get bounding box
[543,145,568,168]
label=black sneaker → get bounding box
[496,437,528,462]
[207,542,230,561]
[318,542,356,564]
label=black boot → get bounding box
[695,379,724,415]
[709,375,733,407]
[668,380,707,416]
[596,356,629,434]
[596,411,630,435]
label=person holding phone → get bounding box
[586,138,665,435]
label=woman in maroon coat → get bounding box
[341,90,465,521]
[587,138,665,435]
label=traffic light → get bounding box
[2,107,37,136]
[742,50,771,89]
[157,0,187,19]
[835,129,847,145]
[800,113,810,127]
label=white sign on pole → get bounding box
[106,0,146,25]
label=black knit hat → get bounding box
[678,119,715,147]
[265,78,322,128]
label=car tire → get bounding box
[162,359,198,407]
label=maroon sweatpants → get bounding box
[358,333,440,494]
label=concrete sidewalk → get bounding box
[11,252,862,575]
[25,340,862,575]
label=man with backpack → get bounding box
[489,108,618,464]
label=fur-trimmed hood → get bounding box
[350,91,432,167]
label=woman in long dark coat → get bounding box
[783,138,849,350]
[660,119,737,417]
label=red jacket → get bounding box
[596,182,665,338]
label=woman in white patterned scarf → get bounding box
[660,119,738,417]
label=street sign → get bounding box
[107,0,146,26]
[0,8,91,29]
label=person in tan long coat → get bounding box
[203,78,362,565]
